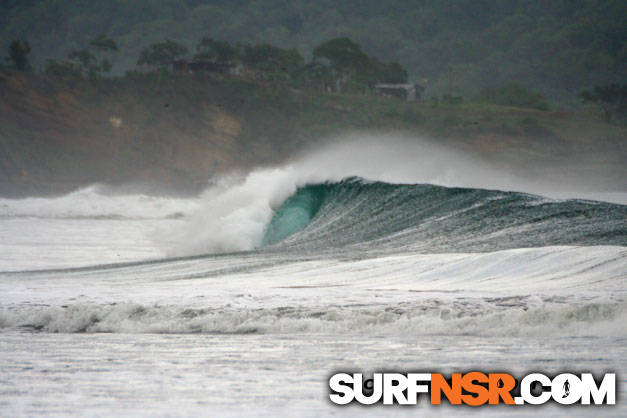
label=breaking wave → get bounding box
[1,299,624,337]
[0,136,624,338]
[0,185,200,220]
[260,178,627,253]
[165,136,626,256]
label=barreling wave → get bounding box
[165,136,627,256]
[260,178,627,254]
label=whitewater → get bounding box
[0,137,625,416]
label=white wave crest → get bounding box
[2,136,624,258]
[2,300,624,337]
[165,135,626,256]
[0,185,200,220]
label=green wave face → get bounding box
[262,185,327,245]
[261,178,627,253]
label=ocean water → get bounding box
[1,139,625,416]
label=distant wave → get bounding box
[0,185,200,220]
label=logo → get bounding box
[329,372,616,406]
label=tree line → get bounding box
[3,35,626,121]
[4,35,407,94]
[2,0,624,103]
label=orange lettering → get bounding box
[430,373,462,405]
[488,373,516,405]
[461,372,489,406]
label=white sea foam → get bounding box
[0,184,200,219]
[1,136,624,258]
[163,135,626,256]
[0,135,625,416]
[1,297,624,337]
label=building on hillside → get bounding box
[171,59,235,74]
[374,83,425,101]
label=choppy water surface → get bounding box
[1,141,625,416]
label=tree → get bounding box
[313,37,370,74]
[43,59,82,78]
[313,37,408,92]
[89,34,118,53]
[369,58,408,84]
[240,43,303,80]
[580,83,627,122]
[313,38,370,92]
[67,35,119,79]
[195,37,237,62]
[5,40,31,70]
[292,61,333,90]
[89,34,118,74]
[137,40,188,70]
[68,49,99,79]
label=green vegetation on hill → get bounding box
[7,32,409,95]
[1,69,625,196]
[1,0,625,103]
[8,31,625,124]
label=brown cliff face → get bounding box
[0,72,258,196]
[1,71,625,197]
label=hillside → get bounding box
[1,0,625,103]
[1,70,625,197]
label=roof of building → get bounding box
[375,83,424,90]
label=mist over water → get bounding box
[3,0,626,412]
[1,135,625,416]
[0,135,624,261]
[283,134,626,200]
[161,135,626,256]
